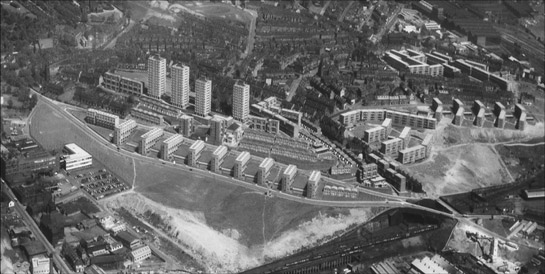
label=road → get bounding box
[241,9,258,59]
[31,89,410,206]
[103,18,136,50]
[1,179,73,274]
[338,1,354,22]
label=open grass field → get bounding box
[29,100,376,272]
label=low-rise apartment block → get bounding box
[398,145,427,164]
[306,170,321,198]
[188,140,205,167]
[363,126,386,143]
[139,128,164,155]
[211,145,228,173]
[257,157,275,186]
[114,119,137,146]
[131,108,164,125]
[281,164,297,192]
[234,151,251,179]
[86,109,120,129]
[160,134,184,160]
[102,71,144,96]
[380,138,404,158]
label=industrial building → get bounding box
[398,145,427,164]
[195,77,212,117]
[306,170,321,198]
[234,151,251,179]
[86,109,120,129]
[281,164,298,192]
[130,245,151,262]
[147,55,166,98]
[31,255,50,274]
[410,256,448,274]
[257,157,275,185]
[363,126,386,143]
[114,119,137,146]
[380,138,404,158]
[1,139,59,177]
[138,128,164,155]
[171,63,190,109]
[160,134,184,160]
[211,145,228,173]
[62,143,92,171]
[102,71,144,96]
[178,115,194,137]
[233,80,250,123]
[130,108,164,125]
[188,140,205,167]
[384,49,444,76]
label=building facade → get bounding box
[233,81,250,122]
[195,78,212,117]
[86,109,120,129]
[234,151,250,179]
[188,140,204,167]
[160,134,184,160]
[114,119,137,146]
[147,55,166,98]
[171,63,190,109]
[139,128,164,155]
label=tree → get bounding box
[8,98,14,109]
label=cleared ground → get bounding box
[29,101,374,273]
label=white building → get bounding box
[130,245,151,262]
[31,255,50,274]
[148,55,166,98]
[171,63,190,108]
[233,80,250,122]
[62,143,92,171]
[195,77,212,117]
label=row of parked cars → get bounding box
[76,169,129,200]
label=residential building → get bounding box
[188,140,205,167]
[421,134,433,157]
[195,78,212,117]
[363,126,386,143]
[62,143,92,171]
[63,243,85,273]
[147,55,166,98]
[224,123,244,147]
[398,145,427,164]
[160,134,184,160]
[130,245,151,262]
[86,109,120,129]
[248,116,280,135]
[113,119,137,146]
[384,110,437,129]
[306,170,321,198]
[515,104,527,130]
[171,63,190,108]
[281,164,297,192]
[209,117,225,145]
[233,80,250,122]
[138,128,164,155]
[399,127,411,149]
[102,71,144,96]
[472,100,486,127]
[380,138,404,158]
[382,118,392,136]
[178,115,194,137]
[130,108,164,125]
[211,145,228,173]
[339,109,385,126]
[257,157,275,186]
[361,163,378,180]
[234,151,251,179]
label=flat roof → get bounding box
[64,143,91,159]
[381,118,392,127]
[235,151,251,163]
[163,134,184,145]
[399,127,411,139]
[400,145,425,153]
[495,102,506,109]
[283,164,298,176]
[259,157,275,170]
[189,140,205,151]
[141,128,163,139]
[309,170,321,182]
[213,145,228,157]
[382,138,402,145]
[421,134,433,146]
[365,126,384,133]
[118,119,136,127]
